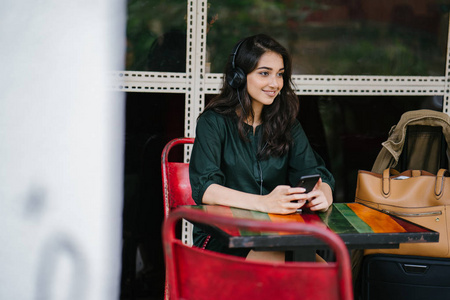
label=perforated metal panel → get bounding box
[444,20,450,115]
[112,71,187,93]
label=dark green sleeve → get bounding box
[288,121,335,191]
[189,111,226,205]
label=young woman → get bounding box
[189,34,335,259]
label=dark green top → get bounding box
[189,110,335,255]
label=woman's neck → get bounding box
[236,102,263,133]
[246,114,261,134]
[250,102,263,126]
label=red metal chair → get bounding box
[161,137,196,218]
[161,137,195,300]
[163,207,354,300]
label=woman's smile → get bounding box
[263,89,278,97]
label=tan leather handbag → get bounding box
[355,168,450,257]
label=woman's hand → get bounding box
[257,185,308,214]
[259,179,333,214]
[304,178,333,212]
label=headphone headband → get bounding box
[227,39,246,89]
[230,39,244,69]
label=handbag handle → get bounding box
[435,169,450,200]
[382,169,399,197]
[382,168,449,200]
[382,169,391,197]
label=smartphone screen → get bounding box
[296,174,321,193]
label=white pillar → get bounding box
[0,1,126,299]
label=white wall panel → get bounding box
[0,1,126,299]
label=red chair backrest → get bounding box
[163,207,354,300]
[161,138,196,218]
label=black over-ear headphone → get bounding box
[226,40,246,89]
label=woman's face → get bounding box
[246,51,284,111]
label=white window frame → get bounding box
[113,0,450,246]
[113,0,450,160]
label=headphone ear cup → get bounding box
[226,67,246,89]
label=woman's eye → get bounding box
[277,72,284,77]
[259,71,269,76]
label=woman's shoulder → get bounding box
[199,109,234,124]
[199,109,220,119]
[289,119,308,143]
[290,118,302,131]
[196,109,237,140]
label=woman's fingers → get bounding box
[304,190,329,211]
[312,177,322,191]
[267,185,325,214]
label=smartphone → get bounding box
[296,174,321,193]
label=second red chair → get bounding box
[163,207,353,300]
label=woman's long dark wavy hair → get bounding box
[203,34,299,158]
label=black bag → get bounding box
[360,254,450,300]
